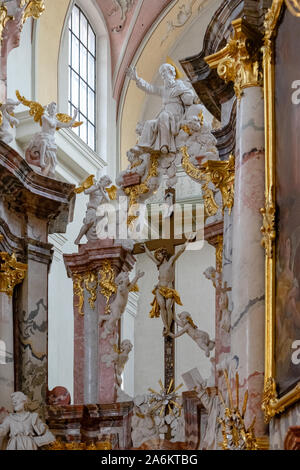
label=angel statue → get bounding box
[0,99,20,144]
[74,174,117,245]
[16,90,82,178]
[168,311,215,357]
[102,339,133,389]
[99,270,144,339]
[0,392,55,450]
[127,63,196,156]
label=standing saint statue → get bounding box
[142,234,195,336]
[0,392,55,450]
[127,63,195,155]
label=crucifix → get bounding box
[133,188,195,389]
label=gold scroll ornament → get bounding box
[20,0,45,23]
[181,146,235,216]
[0,1,45,44]
[99,261,117,314]
[73,271,98,315]
[0,243,27,296]
[205,18,263,100]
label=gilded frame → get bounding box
[261,0,300,423]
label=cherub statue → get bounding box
[0,392,55,450]
[168,311,215,357]
[116,146,150,189]
[102,339,133,389]
[74,174,113,245]
[127,63,195,155]
[99,270,144,339]
[177,115,218,164]
[0,99,20,144]
[16,90,81,178]
[203,266,221,289]
[142,233,195,336]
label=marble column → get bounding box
[231,86,266,436]
[0,294,13,410]
[64,240,135,405]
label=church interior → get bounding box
[0,0,300,451]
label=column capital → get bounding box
[0,248,27,296]
[205,18,263,99]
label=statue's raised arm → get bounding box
[126,66,161,97]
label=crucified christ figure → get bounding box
[142,233,195,336]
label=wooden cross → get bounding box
[133,188,187,389]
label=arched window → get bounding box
[68,5,96,151]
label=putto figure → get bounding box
[74,175,113,245]
[168,311,215,357]
[16,90,81,178]
[0,99,20,144]
[0,392,55,450]
[99,270,144,339]
[142,234,195,336]
[127,63,195,155]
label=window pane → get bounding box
[80,13,88,45]
[88,88,95,123]
[72,6,79,37]
[80,44,87,82]
[69,104,79,135]
[68,6,96,149]
[69,30,72,63]
[79,114,87,142]
[88,26,95,56]
[71,71,79,108]
[72,36,79,72]
[88,123,95,149]
[80,80,87,117]
[88,53,95,88]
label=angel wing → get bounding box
[16,90,45,125]
[113,344,121,354]
[74,174,95,194]
[129,284,139,293]
[105,185,117,201]
[56,113,83,130]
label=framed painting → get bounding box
[262,0,300,422]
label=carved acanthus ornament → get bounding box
[0,1,45,45]
[205,18,263,100]
[20,0,45,23]
[0,245,27,296]
[0,4,13,44]
[99,261,117,314]
[73,273,84,316]
[181,146,235,216]
[260,186,276,258]
[84,271,97,310]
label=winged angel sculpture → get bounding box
[16,90,82,178]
